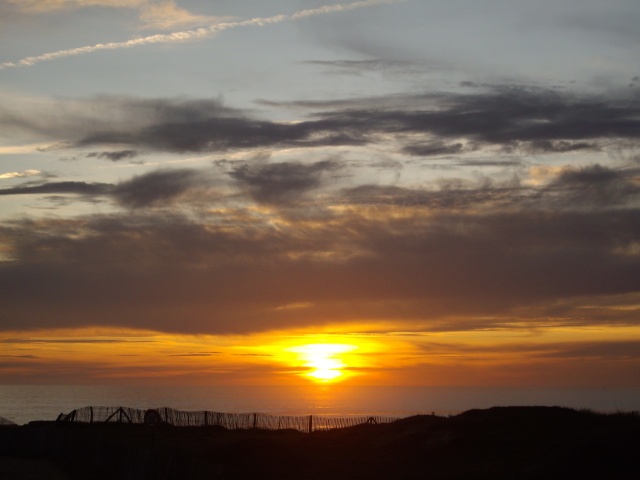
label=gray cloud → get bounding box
[323,88,640,147]
[558,7,640,44]
[527,140,599,153]
[1,193,639,334]
[1,88,640,337]
[402,142,464,157]
[0,338,151,344]
[342,184,531,210]
[0,168,220,209]
[6,88,638,157]
[229,160,340,205]
[263,87,640,154]
[0,181,113,196]
[416,340,640,359]
[112,169,209,208]
[544,164,640,207]
[542,341,640,359]
[343,163,640,211]
[86,150,139,162]
[0,96,238,146]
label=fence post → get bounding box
[204,411,208,427]
[253,413,257,429]
[308,415,313,433]
[90,406,93,424]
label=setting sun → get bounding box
[288,343,357,383]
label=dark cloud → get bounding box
[542,341,640,359]
[0,168,221,210]
[415,340,640,360]
[229,161,339,204]
[342,184,531,210]
[545,164,640,207]
[112,169,209,208]
[0,181,113,196]
[1,192,639,335]
[0,338,151,344]
[86,150,139,162]
[261,87,640,154]
[343,164,640,212]
[528,140,598,153]
[402,142,464,157]
[1,88,640,339]
[78,114,367,153]
[5,89,639,156]
[320,88,640,147]
[78,111,314,155]
[457,159,524,167]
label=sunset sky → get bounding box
[1,0,639,387]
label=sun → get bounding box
[289,343,356,383]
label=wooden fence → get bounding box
[56,406,400,433]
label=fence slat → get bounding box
[55,405,400,432]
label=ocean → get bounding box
[1,385,639,425]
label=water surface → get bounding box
[1,385,638,425]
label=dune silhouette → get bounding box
[1,406,639,479]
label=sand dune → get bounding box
[1,406,639,479]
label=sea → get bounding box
[1,385,639,425]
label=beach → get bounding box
[2,406,639,479]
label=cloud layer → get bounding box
[4,88,637,155]
[1,82,639,339]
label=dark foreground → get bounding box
[1,406,639,479]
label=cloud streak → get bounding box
[10,88,629,155]
[0,169,42,179]
[0,0,405,69]
[0,168,219,209]
[86,150,138,162]
[5,88,637,159]
[1,203,639,334]
[0,181,113,196]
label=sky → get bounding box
[0,0,639,387]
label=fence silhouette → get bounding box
[56,406,400,433]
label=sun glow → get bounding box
[289,343,357,383]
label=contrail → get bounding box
[1,0,404,69]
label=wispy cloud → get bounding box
[7,0,223,31]
[0,0,405,69]
[0,168,218,209]
[7,1,147,13]
[0,181,113,197]
[8,88,633,156]
[86,150,139,162]
[0,169,42,179]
